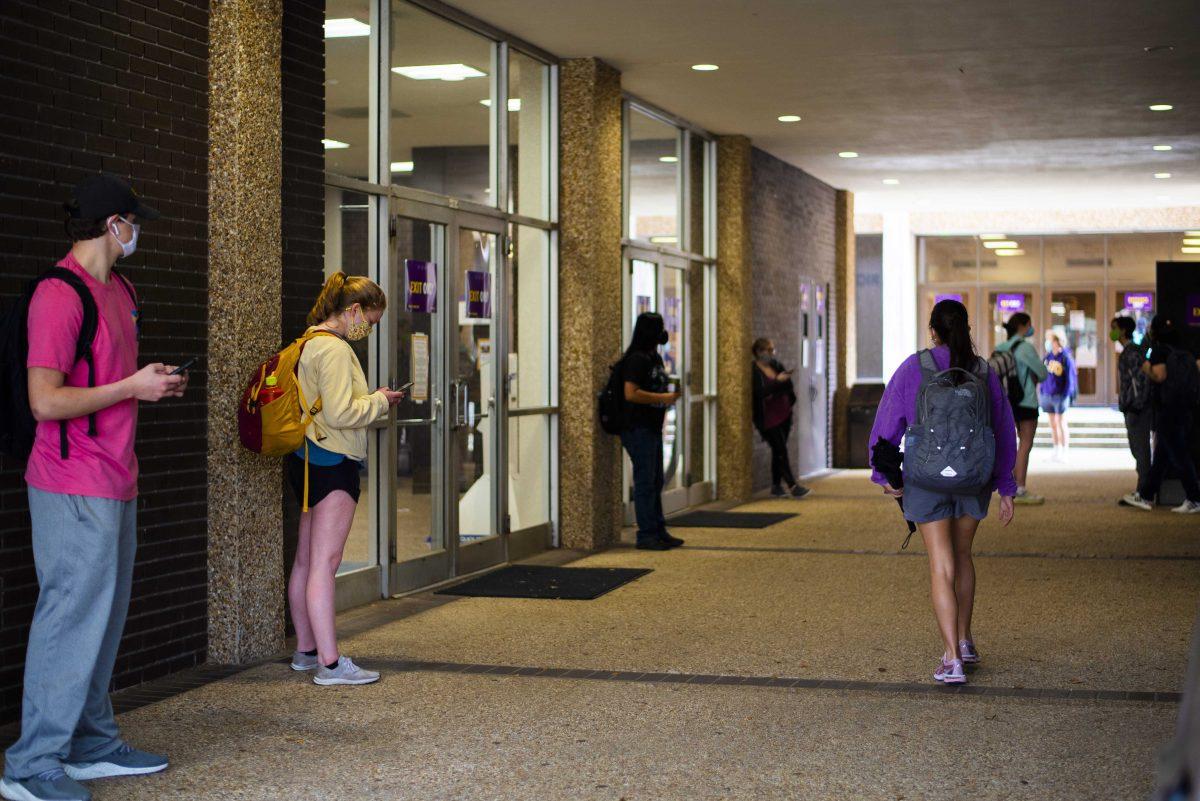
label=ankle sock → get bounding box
[302,649,318,657]
[325,659,339,670]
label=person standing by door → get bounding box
[286,272,405,685]
[1112,316,1154,509]
[3,175,187,801]
[1134,315,1200,515]
[992,312,1047,504]
[1039,333,1077,462]
[620,312,685,551]
[750,338,810,498]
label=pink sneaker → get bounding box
[959,639,980,665]
[934,658,966,684]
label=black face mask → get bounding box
[658,330,669,345]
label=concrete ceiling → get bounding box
[445,0,1200,214]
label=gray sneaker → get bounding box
[1,770,92,801]
[290,651,320,671]
[62,744,167,781]
[313,656,379,686]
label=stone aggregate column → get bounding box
[833,190,855,467]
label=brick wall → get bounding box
[0,0,210,723]
[280,0,326,626]
[749,148,838,491]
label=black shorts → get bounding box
[1012,405,1039,423]
[287,453,363,508]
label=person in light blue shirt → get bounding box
[991,312,1047,504]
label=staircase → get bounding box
[1034,406,1127,449]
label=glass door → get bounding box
[1110,288,1154,405]
[385,199,507,594]
[1046,288,1100,404]
[986,288,1040,355]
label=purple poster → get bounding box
[996,293,1026,313]
[465,270,491,319]
[663,296,681,333]
[1187,294,1200,328]
[935,293,964,304]
[1123,292,1153,312]
[405,260,437,313]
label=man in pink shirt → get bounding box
[2,175,189,801]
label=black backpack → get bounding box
[1160,345,1200,412]
[597,359,626,435]
[987,348,1023,407]
[0,266,138,461]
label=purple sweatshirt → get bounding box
[869,345,1019,497]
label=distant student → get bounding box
[750,338,810,498]
[1039,333,1077,462]
[1111,317,1153,509]
[992,312,1047,504]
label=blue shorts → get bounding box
[902,483,992,524]
[1040,395,1070,415]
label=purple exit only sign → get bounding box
[996,293,1026,313]
[1188,294,1200,328]
[1123,292,1153,312]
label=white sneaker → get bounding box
[313,655,380,686]
[1171,500,1200,515]
[1120,492,1153,511]
[1013,488,1045,505]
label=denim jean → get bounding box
[621,426,667,545]
[1142,413,1200,503]
[4,488,136,779]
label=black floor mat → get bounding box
[435,565,652,600]
[666,511,797,528]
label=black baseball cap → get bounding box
[67,173,161,221]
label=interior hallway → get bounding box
[42,468,1199,800]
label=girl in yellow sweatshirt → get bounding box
[286,272,404,686]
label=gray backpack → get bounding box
[903,350,995,494]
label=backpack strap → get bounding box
[917,348,938,379]
[34,268,100,459]
[111,269,140,339]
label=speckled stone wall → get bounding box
[207,0,285,663]
[716,136,754,502]
[558,58,624,550]
[833,190,855,467]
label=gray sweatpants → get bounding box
[3,488,136,779]
[1125,408,1154,494]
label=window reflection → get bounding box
[628,108,680,243]
[325,0,372,180]
[508,51,551,220]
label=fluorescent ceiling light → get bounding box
[390,161,414,173]
[691,64,719,71]
[838,151,858,158]
[479,98,522,111]
[1182,247,1200,254]
[1187,230,1200,236]
[659,156,679,163]
[649,236,679,244]
[321,138,349,149]
[392,64,486,81]
[995,249,1025,256]
[983,241,1019,249]
[1153,145,1174,151]
[324,18,370,38]
[1154,172,1172,178]
[1148,104,1174,111]
[978,234,1006,240]
[1182,239,1200,246]
[777,115,801,123]
[882,178,900,185]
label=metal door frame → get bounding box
[1042,284,1103,406]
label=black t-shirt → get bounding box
[621,350,669,430]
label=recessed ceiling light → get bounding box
[1154,172,1172,178]
[691,64,719,71]
[324,18,370,38]
[479,98,522,111]
[983,241,1019,249]
[777,115,801,123]
[392,64,486,81]
[838,151,858,158]
[882,178,900,185]
[995,248,1026,256]
[1153,145,1174,151]
[1183,247,1200,254]
[390,161,414,173]
[1149,104,1174,111]
[978,234,1006,240]
[658,156,679,163]
[321,138,350,150]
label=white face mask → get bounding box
[110,216,139,259]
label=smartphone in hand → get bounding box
[170,357,198,376]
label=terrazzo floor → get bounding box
[33,467,1200,800]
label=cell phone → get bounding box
[390,381,413,392]
[170,357,198,376]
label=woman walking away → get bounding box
[751,338,810,498]
[1040,333,1077,462]
[288,272,404,685]
[992,312,1047,504]
[621,312,684,550]
[869,299,1017,685]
